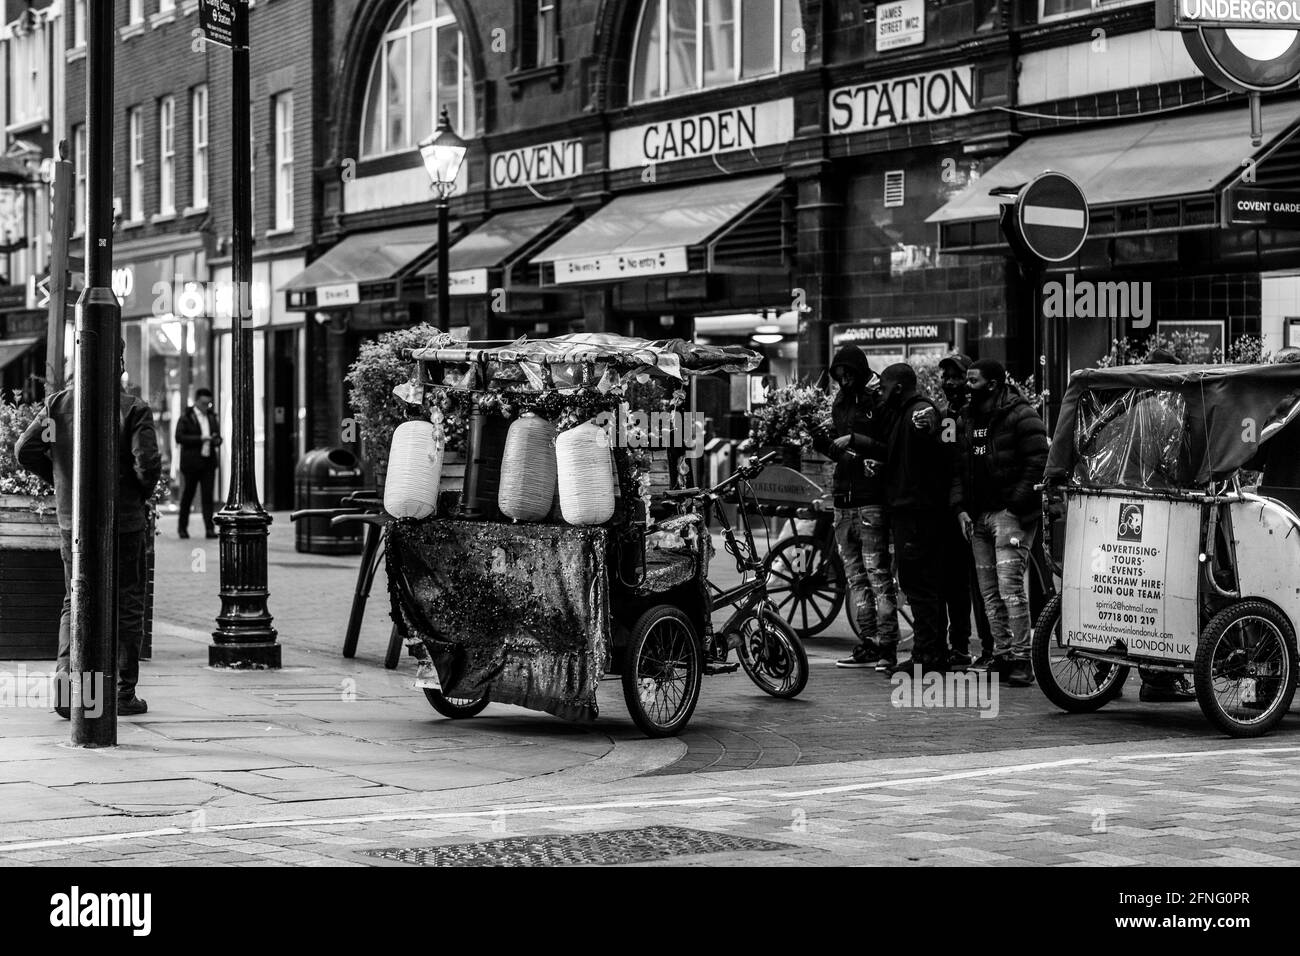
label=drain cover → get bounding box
[366,826,792,866]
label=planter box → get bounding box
[758,445,802,469]
[0,495,64,661]
[800,451,836,493]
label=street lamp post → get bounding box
[70,0,120,746]
[211,2,278,668]
[418,109,473,511]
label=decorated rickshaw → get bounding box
[1035,362,1300,737]
[381,332,808,738]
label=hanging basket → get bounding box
[499,414,557,522]
[384,421,443,520]
[555,421,616,526]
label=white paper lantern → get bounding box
[384,420,443,520]
[555,421,616,526]
[499,414,557,521]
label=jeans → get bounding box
[58,529,147,701]
[942,515,994,656]
[179,465,216,533]
[889,508,948,667]
[833,505,899,650]
[970,509,1034,661]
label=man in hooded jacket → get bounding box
[814,345,900,670]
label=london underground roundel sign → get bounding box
[1158,1,1300,92]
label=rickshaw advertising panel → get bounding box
[1062,494,1201,662]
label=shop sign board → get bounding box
[747,466,823,506]
[829,319,964,348]
[318,282,360,307]
[489,139,584,190]
[551,247,689,284]
[1223,185,1300,227]
[876,0,925,51]
[1061,494,1201,662]
[828,65,976,135]
[447,269,489,296]
[609,99,794,170]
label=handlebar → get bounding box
[661,450,778,504]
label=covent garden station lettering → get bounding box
[829,65,977,134]
[610,100,795,168]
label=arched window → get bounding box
[630,0,804,103]
[360,0,476,158]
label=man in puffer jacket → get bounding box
[813,345,900,670]
[951,359,1048,687]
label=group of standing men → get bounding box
[816,346,1048,687]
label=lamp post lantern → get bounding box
[418,108,477,514]
[210,0,278,668]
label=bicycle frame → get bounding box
[703,484,772,651]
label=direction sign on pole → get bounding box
[199,0,243,50]
[1011,172,1090,264]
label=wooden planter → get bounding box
[800,450,836,493]
[0,494,65,661]
[758,444,802,469]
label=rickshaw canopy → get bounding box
[408,331,761,380]
[1046,362,1300,489]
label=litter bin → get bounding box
[295,448,367,554]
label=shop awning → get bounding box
[531,174,786,285]
[0,336,39,370]
[281,222,456,310]
[928,102,1300,252]
[418,204,577,296]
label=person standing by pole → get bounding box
[175,387,222,539]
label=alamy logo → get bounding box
[1041,273,1152,329]
[1118,503,1144,542]
[590,403,707,459]
[50,886,151,936]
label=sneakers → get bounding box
[1007,660,1035,687]
[949,652,972,668]
[1138,677,1195,703]
[118,697,149,717]
[875,651,898,673]
[178,527,189,539]
[888,658,948,676]
[971,653,997,670]
[836,642,881,669]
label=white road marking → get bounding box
[1023,205,1085,229]
[5,746,1300,854]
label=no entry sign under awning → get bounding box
[1013,172,1090,264]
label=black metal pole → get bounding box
[71,0,119,746]
[437,195,450,329]
[211,3,279,667]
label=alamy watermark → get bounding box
[0,666,106,717]
[591,403,707,459]
[1042,273,1152,329]
[890,666,1000,719]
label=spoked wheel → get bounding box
[423,689,490,719]
[736,606,809,699]
[1195,600,1297,738]
[764,534,845,639]
[1031,595,1130,713]
[621,606,703,738]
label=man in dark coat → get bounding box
[951,359,1048,687]
[175,387,222,538]
[938,354,995,668]
[814,345,900,670]
[16,343,161,718]
[865,363,953,674]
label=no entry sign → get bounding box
[1012,172,1090,264]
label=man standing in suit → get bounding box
[175,387,222,539]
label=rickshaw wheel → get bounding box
[423,689,490,719]
[764,535,846,639]
[622,606,703,738]
[736,608,809,699]
[1031,595,1130,713]
[1194,601,1297,739]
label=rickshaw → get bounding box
[1034,362,1300,737]
[383,333,809,738]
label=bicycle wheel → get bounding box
[1194,600,1297,738]
[764,534,845,639]
[621,606,703,738]
[1030,595,1129,713]
[736,607,810,699]
[423,689,490,719]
